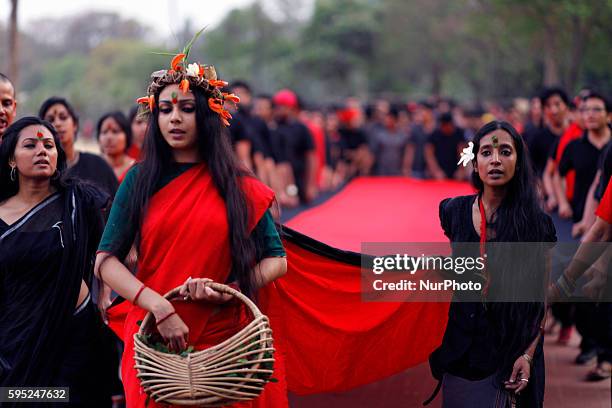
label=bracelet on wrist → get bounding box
[521,353,533,365]
[132,284,147,307]
[156,311,177,326]
[555,275,575,298]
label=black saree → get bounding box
[0,183,114,406]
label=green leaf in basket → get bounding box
[153,342,170,354]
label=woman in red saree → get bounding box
[94,53,288,407]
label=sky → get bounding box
[1,0,257,38]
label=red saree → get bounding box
[107,164,287,408]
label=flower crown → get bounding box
[136,30,239,127]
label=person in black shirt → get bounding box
[525,88,570,214]
[272,89,317,203]
[230,81,278,186]
[428,121,556,408]
[409,101,436,178]
[522,96,543,142]
[337,106,373,177]
[425,112,467,180]
[557,93,612,380]
[226,103,253,170]
[526,88,570,176]
[39,97,118,198]
[558,93,611,225]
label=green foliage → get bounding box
[296,0,381,98]
[6,3,612,120]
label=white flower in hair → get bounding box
[186,63,200,77]
[457,141,475,167]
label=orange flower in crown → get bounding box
[135,29,240,127]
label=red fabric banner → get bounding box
[261,238,450,395]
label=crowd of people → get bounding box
[0,57,610,408]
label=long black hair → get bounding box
[96,111,133,151]
[0,116,68,201]
[109,85,259,297]
[471,121,552,387]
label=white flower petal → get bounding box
[186,63,200,77]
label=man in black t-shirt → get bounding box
[558,93,611,224]
[526,88,570,176]
[229,81,278,187]
[227,109,253,169]
[272,89,317,203]
[558,94,612,381]
[336,106,373,177]
[425,112,467,180]
[526,88,570,213]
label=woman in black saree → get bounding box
[427,121,557,408]
[0,117,114,405]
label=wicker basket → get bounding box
[133,282,275,406]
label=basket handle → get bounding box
[138,281,263,336]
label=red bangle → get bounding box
[133,284,147,306]
[156,311,176,326]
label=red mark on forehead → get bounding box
[171,91,178,105]
[36,130,44,139]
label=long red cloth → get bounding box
[262,238,450,395]
[106,165,286,407]
[287,177,474,250]
[261,177,473,395]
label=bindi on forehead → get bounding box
[102,117,120,129]
[491,134,499,148]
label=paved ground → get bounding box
[288,326,610,407]
[543,326,610,408]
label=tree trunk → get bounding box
[8,0,19,86]
[566,14,594,93]
[431,62,443,97]
[542,22,560,87]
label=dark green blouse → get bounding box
[97,163,285,259]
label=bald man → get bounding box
[0,73,17,142]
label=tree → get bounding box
[297,0,381,98]
[8,0,18,84]
[198,2,296,92]
[487,0,612,92]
